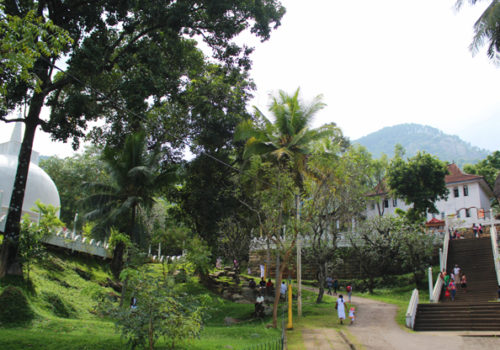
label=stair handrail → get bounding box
[431,231,450,302]
[490,224,500,285]
[405,288,419,329]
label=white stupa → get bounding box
[0,122,60,232]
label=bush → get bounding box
[0,286,34,326]
[41,291,76,318]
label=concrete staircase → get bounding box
[414,237,500,331]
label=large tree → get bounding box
[80,131,175,277]
[387,151,449,222]
[303,144,371,303]
[0,0,285,278]
[235,88,343,188]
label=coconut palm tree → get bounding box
[235,88,343,189]
[235,88,344,327]
[456,0,500,62]
[81,131,176,276]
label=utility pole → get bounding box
[296,194,302,317]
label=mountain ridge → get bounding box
[353,123,490,167]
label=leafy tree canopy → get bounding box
[387,151,449,222]
[464,150,500,187]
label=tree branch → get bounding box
[0,117,25,123]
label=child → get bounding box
[348,306,356,324]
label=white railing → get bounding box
[431,231,450,302]
[41,229,182,263]
[405,288,419,329]
[490,224,500,286]
[42,230,112,259]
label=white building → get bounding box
[0,123,60,232]
[365,163,495,228]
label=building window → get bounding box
[465,208,470,217]
[453,187,459,198]
[441,212,445,220]
[392,199,397,207]
[383,199,389,208]
[463,185,468,196]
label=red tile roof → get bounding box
[445,163,482,184]
[425,217,445,227]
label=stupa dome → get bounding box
[0,123,60,232]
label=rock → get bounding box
[224,317,240,326]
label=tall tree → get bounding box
[80,131,175,277]
[387,151,449,222]
[235,88,343,188]
[303,144,371,303]
[456,0,500,62]
[235,89,345,327]
[0,0,285,278]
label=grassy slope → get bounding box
[0,251,281,350]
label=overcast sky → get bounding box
[1,0,499,157]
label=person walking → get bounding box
[280,281,287,300]
[461,273,467,293]
[443,271,450,288]
[326,276,333,295]
[472,223,478,238]
[336,294,346,324]
[346,283,352,303]
[448,280,457,301]
[333,278,339,295]
[453,264,461,284]
[348,306,356,325]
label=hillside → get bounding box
[0,250,280,350]
[354,124,490,166]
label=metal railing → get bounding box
[490,224,500,286]
[405,288,419,329]
[240,337,283,350]
[431,230,450,302]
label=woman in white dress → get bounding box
[336,294,346,324]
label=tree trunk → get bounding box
[272,246,294,328]
[111,241,125,279]
[0,93,44,278]
[316,263,326,303]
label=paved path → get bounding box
[299,290,500,350]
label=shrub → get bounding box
[41,291,76,318]
[0,286,34,326]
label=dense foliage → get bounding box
[388,151,449,222]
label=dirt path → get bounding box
[299,290,500,350]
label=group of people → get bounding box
[250,277,290,317]
[335,291,355,325]
[472,223,483,238]
[326,276,339,295]
[441,264,467,301]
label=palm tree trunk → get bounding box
[111,241,125,279]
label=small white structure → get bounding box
[0,122,60,231]
[365,163,494,228]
